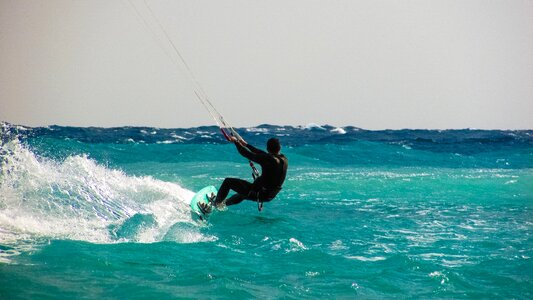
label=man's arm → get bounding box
[235,142,261,163]
[231,137,266,163]
[243,142,266,154]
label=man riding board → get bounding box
[198,137,288,213]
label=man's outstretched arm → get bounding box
[231,137,265,163]
[242,141,265,154]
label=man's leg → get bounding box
[224,193,246,206]
[215,178,253,205]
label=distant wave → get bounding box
[2,122,531,153]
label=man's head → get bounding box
[267,138,281,154]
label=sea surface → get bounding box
[1,122,532,299]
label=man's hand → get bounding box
[230,136,247,147]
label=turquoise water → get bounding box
[1,123,532,298]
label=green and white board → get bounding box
[190,185,217,221]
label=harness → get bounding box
[252,154,286,212]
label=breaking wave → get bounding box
[0,131,212,259]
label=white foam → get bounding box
[246,127,269,133]
[330,127,346,134]
[329,240,349,251]
[0,138,204,250]
[288,237,308,252]
[303,123,326,130]
[345,255,386,262]
[305,271,320,277]
[429,271,449,284]
[170,133,189,140]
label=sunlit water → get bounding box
[1,123,532,298]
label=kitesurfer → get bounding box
[199,137,288,211]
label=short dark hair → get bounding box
[267,138,281,153]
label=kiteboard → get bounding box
[190,185,217,221]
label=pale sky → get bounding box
[1,0,532,129]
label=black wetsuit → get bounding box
[215,142,288,206]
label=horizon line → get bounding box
[2,121,532,132]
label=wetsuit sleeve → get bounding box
[245,143,266,154]
[235,142,266,164]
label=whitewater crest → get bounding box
[0,132,210,256]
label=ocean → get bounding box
[0,122,531,299]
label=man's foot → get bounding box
[215,201,226,210]
[197,202,212,215]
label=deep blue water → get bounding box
[1,122,532,298]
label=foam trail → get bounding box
[0,136,204,251]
